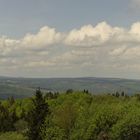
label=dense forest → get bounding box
[0,89,140,140]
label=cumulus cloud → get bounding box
[1,22,140,78]
[0,26,63,62]
[65,21,140,47]
[65,22,113,46]
[22,26,62,49]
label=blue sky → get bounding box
[1,0,140,79]
[0,0,138,37]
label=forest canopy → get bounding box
[0,90,140,140]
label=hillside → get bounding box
[0,77,140,98]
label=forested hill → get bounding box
[0,91,140,139]
[1,76,140,98]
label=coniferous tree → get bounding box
[121,91,125,97]
[115,91,120,97]
[0,102,9,132]
[66,89,73,94]
[26,88,49,140]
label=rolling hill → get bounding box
[0,77,140,99]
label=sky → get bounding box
[1,0,140,78]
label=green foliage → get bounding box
[0,132,26,140]
[26,88,49,140]
[14,119,28,133]
[54,102,77,139]
[111,108,140,140]
[43,126,65,140]
[1,91,140,140]
[66,89,74,94]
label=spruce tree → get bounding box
[27,88,49,140]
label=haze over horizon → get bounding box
[1,0,140,79]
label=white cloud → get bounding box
[22,26,62,49]
[65,22,140,47]
[65,22,113,46]
[0,26,63,59]
[1,22,140,78]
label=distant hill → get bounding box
[0,77,140,99]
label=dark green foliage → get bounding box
[45,92,59,100]
[26,88,49,140]
[111,108,140,140]
[83,89,89,94]
[0,100,18,132]
[121,91,125,97]
[135,94,140,101]
[0,102,10,132]
[115,91,120,97]
[66,89,73,94]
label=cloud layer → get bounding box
[1,22,140,78]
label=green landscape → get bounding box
[0,88,140,140]
[2,0,140,139]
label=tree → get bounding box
[54,102,77,139]
[7,96,15,106]
[111,110,140,140]
[0,102,9,132]
[121,91,125,97]
[66,89,73,94]
[83,89,89,94]
[115,91,120,97]
[26,88,49,140]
